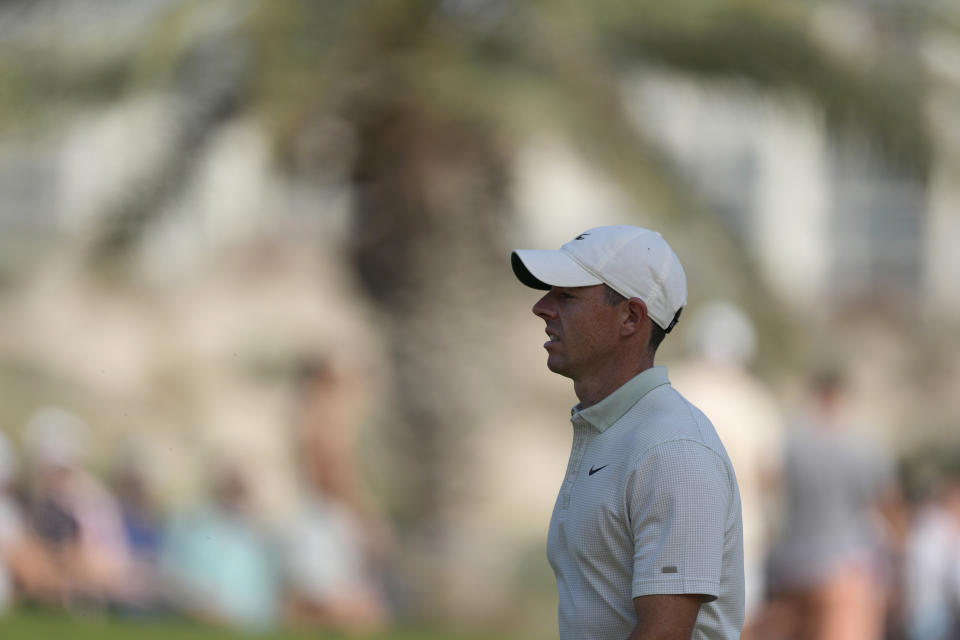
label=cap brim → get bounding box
[511,249,603,290]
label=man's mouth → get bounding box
[544,329,560,347]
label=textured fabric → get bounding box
[547,366,745,640]
[670,362,784,619]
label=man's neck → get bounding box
[574,356,655,409]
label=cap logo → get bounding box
[574,233,590,240]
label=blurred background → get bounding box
[1,0,960,639]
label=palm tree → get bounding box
[240,0,935,531]
[0,0,942,577]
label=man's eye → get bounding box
[560,292,574,299]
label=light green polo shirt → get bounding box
[546,366,745,640]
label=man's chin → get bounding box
[546,359,574,379]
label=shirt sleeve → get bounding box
[628,439,734,601]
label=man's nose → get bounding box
[533,292,556,319]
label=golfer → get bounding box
[511,226,744,640]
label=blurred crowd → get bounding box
[0,360,392,634]
[672,301,960,640]
[1,305,960,640]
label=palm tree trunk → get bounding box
[346,87,510,538]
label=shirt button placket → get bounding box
[560,418,588,510]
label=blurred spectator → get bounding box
[903,475,960,640]
[281,487,388,632]
[761,372,899,640]
[158,464,279,631]
[293,358,376,516]
[0,429,64,609]
[0,429,23,610]
[280,358,390,632]
[109,452,165,615]
[22,407,136,609]
[671,300,784,628]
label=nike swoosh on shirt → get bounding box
[588,465,608,476]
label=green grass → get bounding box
[0,609,519,640]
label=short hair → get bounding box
[602,285,678,353]
[647,322,667,352]
[602,284,626,306]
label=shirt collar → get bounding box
[571,366,671,433]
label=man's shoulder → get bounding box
[614,383,731,463]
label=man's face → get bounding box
[532,284,623,380]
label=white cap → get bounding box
[511,225,687,331]
[687,300,757,366]
[23,406,91,469]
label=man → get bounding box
[763,371,897,640]
[511,226,744,640]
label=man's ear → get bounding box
[621,297,649,337]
